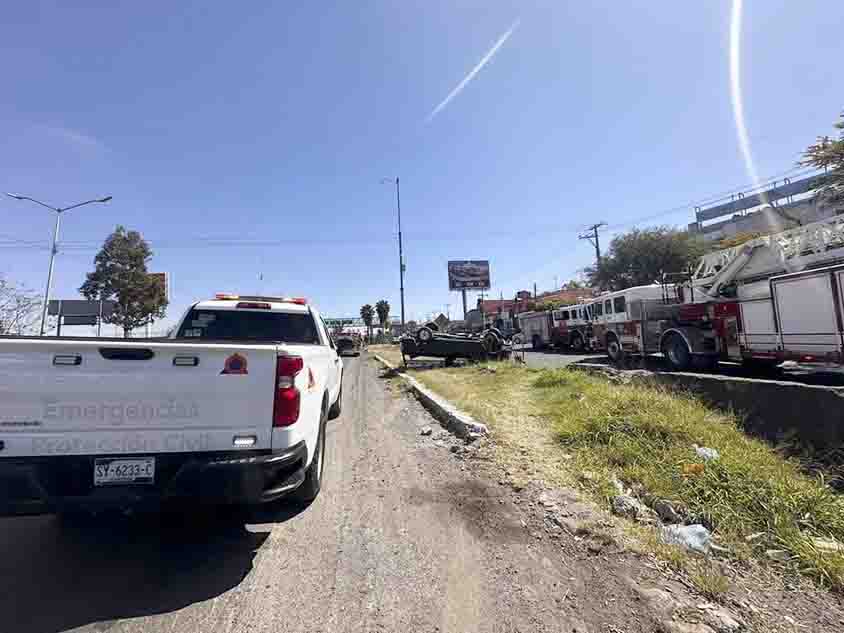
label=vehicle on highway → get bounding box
[589,216,844,371]
[0,293,343,517]
[400,322,510,365]
[517,303,593,352]
[335,332,362,356]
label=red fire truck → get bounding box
[517,303,593,351]
[592,215,844,371]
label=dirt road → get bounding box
[0,355,799,633]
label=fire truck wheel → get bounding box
[662,333,691,371]
[570,334,585,353]
[606,335,624,363]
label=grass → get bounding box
[401,361,844,591]
[688,560,731,601]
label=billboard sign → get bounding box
[48,300,116,317]
[448,260,491,291]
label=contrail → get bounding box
[426,18,520,122]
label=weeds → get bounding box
[407,362,844,590]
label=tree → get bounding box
[0,275,42,335]
[585,227,706,291]
[360,303,374,340]
[801,110,844,210]
[375,299,390,329]
[79,226,168,337]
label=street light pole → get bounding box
[381,177,406,330]
[395,178,406,330]
[5,193,113,335]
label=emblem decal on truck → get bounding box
[221,353,248,375]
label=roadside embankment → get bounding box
[372,354,844,592]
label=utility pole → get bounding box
[381,178,406,330]
[578,222,607,270]
[5,193,112,335]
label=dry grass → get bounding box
[368,344,403,367]
[404,362,844,590]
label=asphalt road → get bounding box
[0,355,652,633]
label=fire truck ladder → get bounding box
[691,215,844,300]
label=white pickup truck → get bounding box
[0,294,343,516]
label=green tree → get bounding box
[585,227,706,291]
[801,110,844,209]
[375,299,390,329]
[360,303,374,340]
[0,275,41,335]
[79,226,168,337]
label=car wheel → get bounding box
[417,326,434,343]
[328,378,342,419]
[662,333,691,371]
[292,403,327,503]
[483,332,500,353]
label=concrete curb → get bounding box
[371,353,489,440]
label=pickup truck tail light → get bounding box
[273,356,304,426]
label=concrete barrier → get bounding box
[571,364,844,454]
[371,353,489,440]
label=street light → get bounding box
[5,193,113,335]
[380,177,406,330]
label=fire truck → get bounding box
[592,214,844,371]
[517,303,593,351]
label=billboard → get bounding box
[448,260,491,291]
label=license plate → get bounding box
[94,457,155,486]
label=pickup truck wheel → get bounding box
[328,378,343,419]
[662,333,691,371]
[293,404,327,503]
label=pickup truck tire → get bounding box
[328,379,343,419]
[292,402,328,503]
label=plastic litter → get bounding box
[693,444,720,462]
[661,524,712,553]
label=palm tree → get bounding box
[360,304,374,341]
[375,299,390,330]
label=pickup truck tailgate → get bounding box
[0,339,278,457]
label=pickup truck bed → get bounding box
[0,296,342,516]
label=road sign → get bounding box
[48,300,116,317]
[62,315,98,326]
[448,260,491,291]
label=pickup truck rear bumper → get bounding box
[0,441,308,517]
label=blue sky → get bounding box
[1,1,842,331]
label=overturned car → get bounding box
[399,322,512,366]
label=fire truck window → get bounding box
[561,310,569,320]
[593,302,603,317]
[604,299,612,314]
[614,296,626,314]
